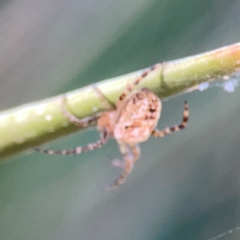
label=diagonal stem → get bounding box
[0,43,240,160]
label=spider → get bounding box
[34,64,189,190]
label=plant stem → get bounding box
[0,43,240,160]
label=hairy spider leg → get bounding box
[61,96,99,127]
[92,85,116,110]
[151,101,189,138]
[34,95,106,155]
[118,63,162,102]
[34,129,109,155]
[106,142,135,190]
[106,143,141,190]
[111,143,140,168]
[129,143,141,162]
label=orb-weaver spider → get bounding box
[34,64,189,190]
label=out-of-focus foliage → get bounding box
[0,1,240,240]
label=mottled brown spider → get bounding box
[34,64,189,190]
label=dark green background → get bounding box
[0,0,240,239]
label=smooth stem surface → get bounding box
[0,43,240,160]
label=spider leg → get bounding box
[61,96,99,127]
[129,143,141,162]
[106,142,135,190]
[34,129,109,155]
[111,143,140,168]
[110,143,131,170]
[151,101,189,138]
[118,63,162,101]
[92,85,116,110]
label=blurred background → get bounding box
[0,0,240,239]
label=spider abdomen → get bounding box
[114,88,162,143]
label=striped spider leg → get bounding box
[34,63,189,190]
[33,96,110,155]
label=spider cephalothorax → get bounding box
[34,64,189,190]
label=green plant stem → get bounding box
[0,43,240,160]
